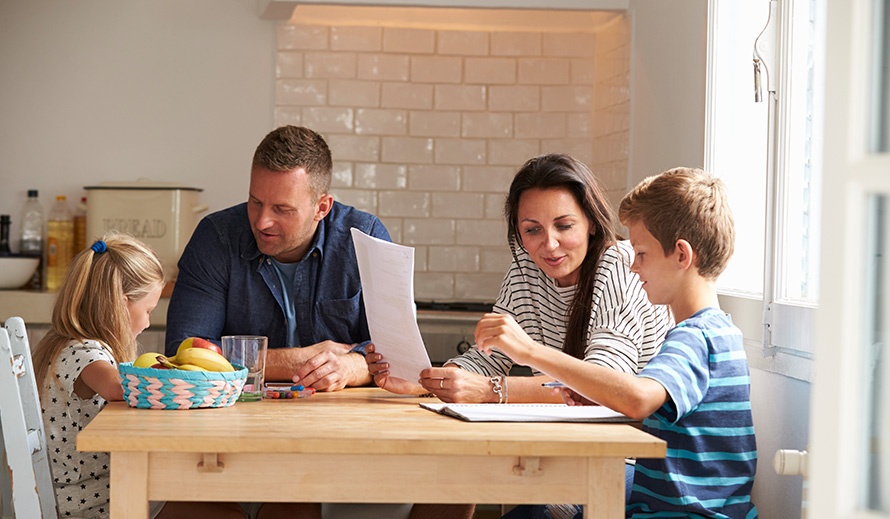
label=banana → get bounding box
[134,352,163,368]
[173,347,235,372]
[174,363,207,372]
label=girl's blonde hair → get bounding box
[33,232,165,396]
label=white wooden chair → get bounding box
[0,316,58,518]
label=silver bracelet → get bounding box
[490,376,505,404]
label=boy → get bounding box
[475,167,757,518]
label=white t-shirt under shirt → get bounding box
[447,241,672,376]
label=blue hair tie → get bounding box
[90,240,107,254]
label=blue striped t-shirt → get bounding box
[628,307,758,519]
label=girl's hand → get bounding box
[365,344,427,395]
[473,313,539,365]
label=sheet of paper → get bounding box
[351,228,432,382]
[418,403,631,423]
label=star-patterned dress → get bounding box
[42,339,115,519]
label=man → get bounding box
[166,125,388,391]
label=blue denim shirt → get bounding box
[164,201,391,357]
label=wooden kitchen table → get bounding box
[76,388,665,519]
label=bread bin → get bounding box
[84,180,208,281]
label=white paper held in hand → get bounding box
[351,228,432,381]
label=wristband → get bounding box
[490,376,505,404]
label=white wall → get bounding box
[626,2,810,518]
[0,0,276,249]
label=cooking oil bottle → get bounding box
[46,195,74,292]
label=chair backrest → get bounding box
[0,316,58,518]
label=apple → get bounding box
[176,337,223,357]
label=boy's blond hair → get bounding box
[619,167,735,279]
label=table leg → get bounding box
[584,457,624,518]
[110,452,149,519]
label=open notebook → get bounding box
[419,402,632,423]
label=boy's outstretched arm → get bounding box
[475,313,669,420]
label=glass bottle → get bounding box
[73,196,87,254]
[0,215,11,255]
[46,195,74,292]
[19,189,44,290]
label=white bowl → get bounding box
[0,256,40,289]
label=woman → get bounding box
[368,153,672,404]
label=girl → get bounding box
[33,234,242,519]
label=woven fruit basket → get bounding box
[118,362,248,410]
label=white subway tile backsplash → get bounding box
[274,107,302,127]
[329,80,380,107]
[514,112,566,139]
[331,188,377,213]
[541,138,594,166]
[455,273,504,300]
[302,107,354,133]
[570,58,595,85]
[542,86,592,112]
[463,165,517,192]
[456,219,507,246]
[403,218,455,245]
[379,217,403,242]
[488,85,539,112]
[383,27,435,54]
[326,134,380,162]
[434,138,486,165]
[276,79,327,106]
[276,52,304,78]
[330,26,382,51]
[278,25,328,51]
[409,165,461,191]
[413,245,428,271]
[428,246,480,272]
[355,108,408,135]
[543,32,595,57]
[484,193,507,219]
[379,191,430,217]
[491,32,542,57]
[431,192,485,219]
[434,85,487,111]
[438,31,489,56]
[409,111,461,138]
[518,59,570,85]
[488,139,540,166]
[465,58,517,85]
[381,136,434,163]
[277,17,629,303]
[304,52,357,79]
[356,163,408,189]
[481,247,513,273]
[358,55,410,82]
[381,83,433,109]
[331,161,353,188]
[414,272,455,300]
[461,113,513,139]
[411,56,462,83]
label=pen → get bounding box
[541,381,567,388]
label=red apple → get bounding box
[176,337,223,357]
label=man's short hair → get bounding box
[619,167,735,279]
[252,126,333,197]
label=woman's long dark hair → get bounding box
[505,154,618,360]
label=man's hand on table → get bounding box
[292,341,372,391]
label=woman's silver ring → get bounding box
[439,379,444,389]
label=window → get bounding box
[706,0,825,376]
